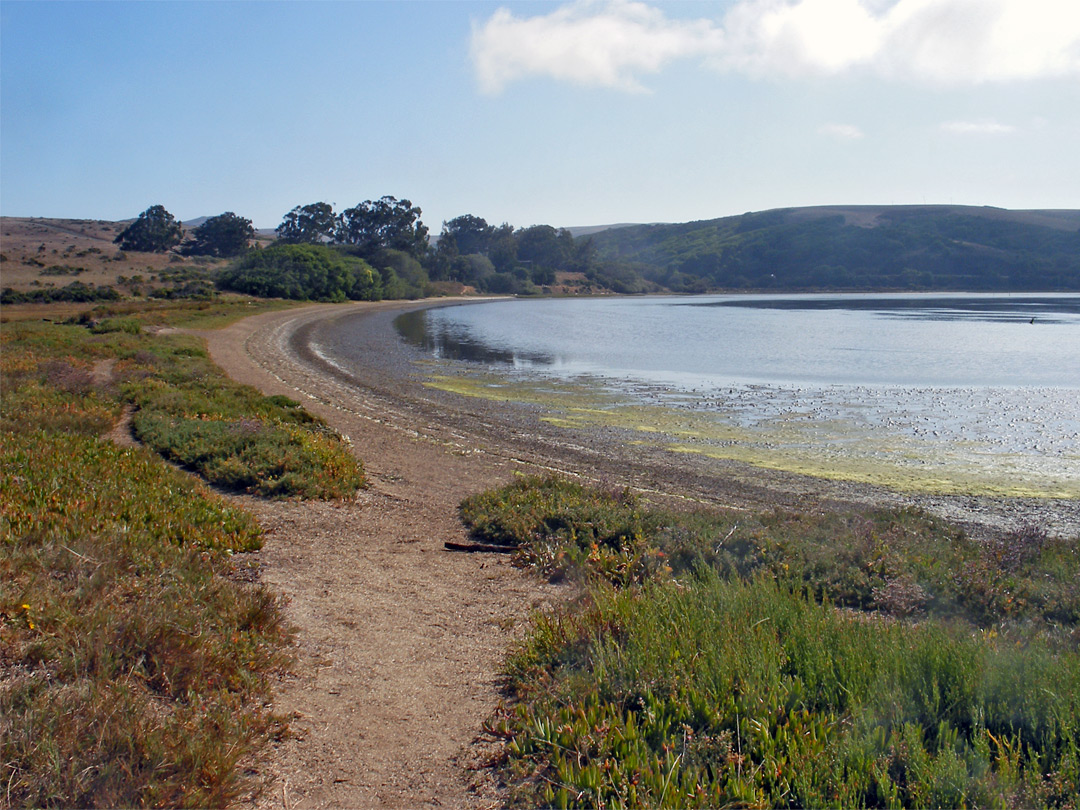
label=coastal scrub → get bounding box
[466,476,1080,808]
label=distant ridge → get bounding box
[564,223,651,238]
[585,205,1080,293]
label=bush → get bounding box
[463,476,1080,628]
[2,281,121,304]
[217,244,381,302]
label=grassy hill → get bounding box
[586,206,1080,292]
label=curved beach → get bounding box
[205,300,1079,808]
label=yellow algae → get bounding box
[665,443,1078,499]
[416,365,1079,499]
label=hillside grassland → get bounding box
[464,476,1080,808]
[0,217,256,302]
[588,206,1080,292]
[0,299,365,807]
[5,206,1079,305]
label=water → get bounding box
[392,294,1080,496]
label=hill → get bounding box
[0,216,231,303]
[585,205,1080,292]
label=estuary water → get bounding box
[393,294,1080,497]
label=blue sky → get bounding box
[2,0,1078,231]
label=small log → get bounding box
[444,541,516,554]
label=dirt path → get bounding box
[201,303,559,809]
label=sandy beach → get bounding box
[203,300,1080,808]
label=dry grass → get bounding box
[0,301,364,807]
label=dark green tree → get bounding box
[114,205,183,252]
[516,224,574,270]
[276,202,336,244]
[441,214,494,256]
[336,196,429,260]
[488,223,518,273]
[184,212,255,257]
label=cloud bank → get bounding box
[471,0,1080,93]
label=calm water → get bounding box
[393,294,1080,495]
[396,294,1080,388]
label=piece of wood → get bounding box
[444,541,516,554]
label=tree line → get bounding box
[112,201,1080,300]
[114,199,606,301]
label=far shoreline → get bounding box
[213,297,1080,541]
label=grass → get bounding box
[464,476,1080,808]
[2,301,366,499]
[0,298,361,806]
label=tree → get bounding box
[276,202,336,244]
[516,224,574,270]
[488,224,518,272]
[336,196,429,260]
[441,215,493,257]
[114,205,183,252]
[184,212,254,257]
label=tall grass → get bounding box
[465,476,1080,808]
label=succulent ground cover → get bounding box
[0,300,364,806]
[464,475,1080,808]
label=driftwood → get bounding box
[444,541,516,554]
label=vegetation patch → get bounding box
[0,298,364,805]
[464,476,1080,808]
[218,243,383,302]
[125,341,366,499]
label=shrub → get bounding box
[218,243,381,302]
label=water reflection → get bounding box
[395,309,556,366]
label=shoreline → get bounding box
[202,299,1078,808]
[255,299,1080,539]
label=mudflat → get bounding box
[203,300,1078,809]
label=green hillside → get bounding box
[586,206,1080,292]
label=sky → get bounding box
[2,0,1079,231]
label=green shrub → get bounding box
[463,476,1080,628]
[217,243,381,301]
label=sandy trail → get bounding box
[203,303,557,809]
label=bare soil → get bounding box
[201,303,563,809]
[198,300,1079,809]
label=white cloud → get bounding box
[940,119,1017,135]
[819,123,866,139]
[470,0,723,94]
[470,0,1080,92]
